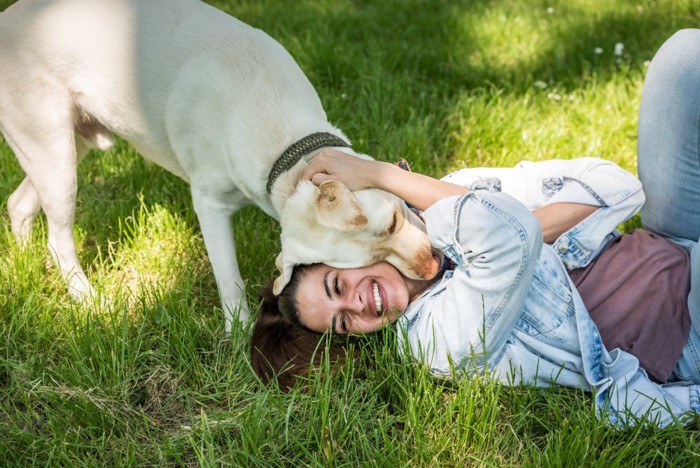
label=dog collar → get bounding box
[266,132,350,194]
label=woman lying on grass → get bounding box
[251,29,700,427]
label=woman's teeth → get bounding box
[373,281,382,313]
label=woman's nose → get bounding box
[339,290,363,315]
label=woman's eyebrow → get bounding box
[323,271,332,299]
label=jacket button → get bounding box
[557,244,568,253]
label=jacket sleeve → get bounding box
[404,191,542,374]
[441,158,645,269]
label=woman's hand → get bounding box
[303,149,382,190]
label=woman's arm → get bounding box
[533,203,599,244]
[440,158,644,260]
[405,191,543,373]
[305,150,600,242]
[303,150,468,211]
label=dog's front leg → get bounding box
[191,187,250,330]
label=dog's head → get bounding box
[273,179,440,294]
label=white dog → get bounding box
[0,0,437,329]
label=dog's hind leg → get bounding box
[8,177,41,242]
[8,136,94,243]
[3,112,95,300]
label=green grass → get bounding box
[1,0,699,465]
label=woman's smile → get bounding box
[296,262,425,334]
[371,280,383,315]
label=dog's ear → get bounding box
[273,252,293,295]
[314,180,368,231]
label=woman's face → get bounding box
[295,262,423,334]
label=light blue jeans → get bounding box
[638,29,700,382]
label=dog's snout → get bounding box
[394,245,441,280]
[419,247,441,279]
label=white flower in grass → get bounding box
[547,7,555,14]
[534,80,548,90]
[594,47,604,54]
[614,43,624,56]
[547,92,561,101]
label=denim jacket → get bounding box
[398,158,700,427]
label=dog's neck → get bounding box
[266,132,349,195]
[268,143,355,215]
[269,160,311,213]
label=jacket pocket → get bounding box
[516,265,573,343]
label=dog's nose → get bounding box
[427,249,442,278]
[415,247,441,280]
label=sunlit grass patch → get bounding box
[444,73,642,170]
[99,201,210,308]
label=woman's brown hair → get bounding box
[250,265,353,390]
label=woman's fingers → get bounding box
[304,149,375,190]
[310,171,334,185]
[303,150,337,182]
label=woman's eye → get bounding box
[334,276,341,295]
[341,314,348,333]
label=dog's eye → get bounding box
[387,212,398,235]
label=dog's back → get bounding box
[0,0,334,208]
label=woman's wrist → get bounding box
[366,161,397,191]
[367,162,468,211]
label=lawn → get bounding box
[1,0,699,465]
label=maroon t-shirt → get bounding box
[568,229,691,383]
